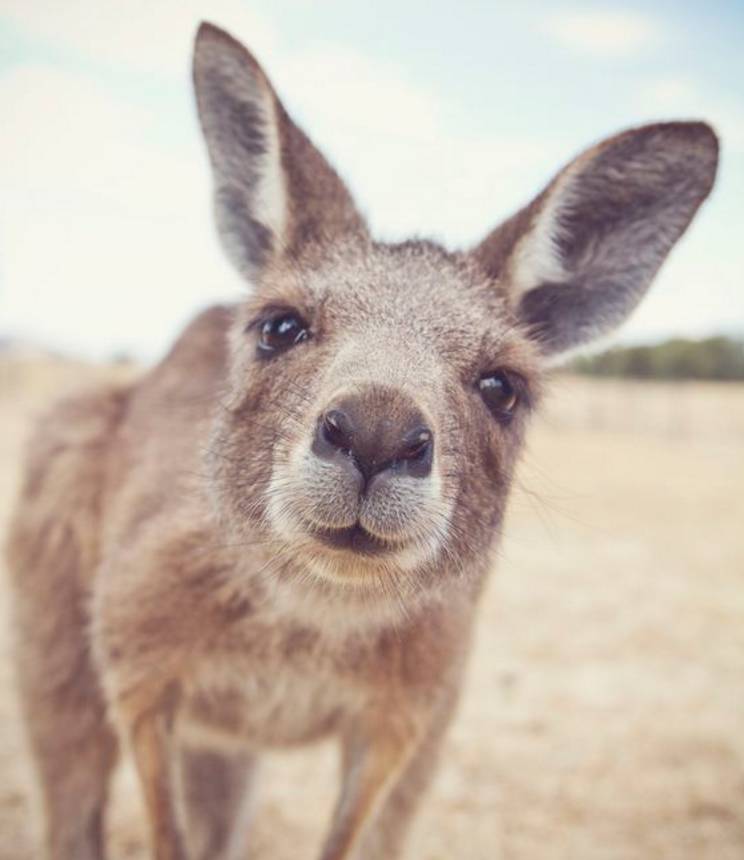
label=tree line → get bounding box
[572,336,744,381]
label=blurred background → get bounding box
[1,2,743,859]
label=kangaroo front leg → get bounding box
[319,724,420,860]
[130,704,187,860]
[353,704,455,860]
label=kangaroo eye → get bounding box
[478,370,519,418]
[257,313,309,356]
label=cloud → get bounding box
[1,64,184,206]
[0,0,281,77]
[0,62,240,359]
[540,9,662,57]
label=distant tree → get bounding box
[572,337,744,381]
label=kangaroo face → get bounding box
[210,241,540,591]
[195,24,717,606]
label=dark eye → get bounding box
[257,312,309,356]
[478,370,519,418]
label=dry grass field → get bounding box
[1,358,743,859]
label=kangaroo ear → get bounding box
[193,22,367,279]
[472,122,719,359]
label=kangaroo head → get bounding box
[193,23,717,613]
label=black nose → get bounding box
[312,399,433,482]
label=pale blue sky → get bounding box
[1,1,742,360]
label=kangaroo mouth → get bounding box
[311,523,395,556]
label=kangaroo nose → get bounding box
[313,401,433,482]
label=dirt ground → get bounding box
[1,359,743,859]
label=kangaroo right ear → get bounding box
[193,22,367,279]
[471,122,718,360]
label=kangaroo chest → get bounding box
[178,617,384,751]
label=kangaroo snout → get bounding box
[313,392,434,486]
[265,384,448,567]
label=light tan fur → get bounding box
[6,21,718,860]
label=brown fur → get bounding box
[6,21,718,860]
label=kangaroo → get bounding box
[6,21,718,860]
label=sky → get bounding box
[1,0,743,361]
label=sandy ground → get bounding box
[1,359,743,859]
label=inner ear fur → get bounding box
[193,22,367,280]
[472,122,719,357]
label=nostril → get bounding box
[399,426,433,462]
[314,404,433,482]
[321,409,353,453]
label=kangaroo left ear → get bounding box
[193,22,367,281]
[471,122,719,359]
